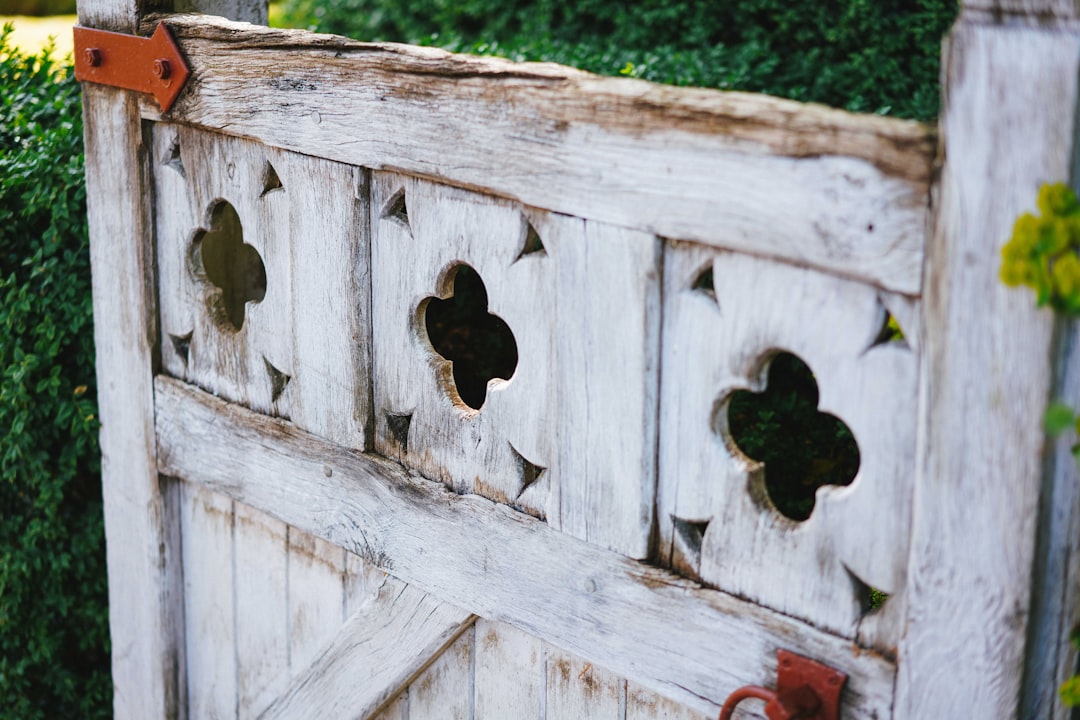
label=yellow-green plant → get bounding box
[1001,182,1080,708]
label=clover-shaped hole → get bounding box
[726,352,860,521]
[423,265,518,411]
[195,200,266,332]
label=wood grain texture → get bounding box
[152,122,371,449]
[286,530,346,675]
[82,85,184,720]
[155,377,896,718]
[657,243,919,641]
[545,649,623,719]
[1022,319,1080,719]
[963,0,1079,19]
[406,623,475,720]
[473,620,544,720]
[138,13,932,295]
[895,21,1080,718]
[181,483,237,719]
[253,575,473,720]
[370,172,659,558]
[233,502,288,712]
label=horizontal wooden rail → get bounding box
[155,376,894,717]
[139,13,934,295]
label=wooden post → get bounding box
[896,3,1080,717]
[77,0,267,717]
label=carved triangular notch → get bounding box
[869,301,908,350]
[163,138,185,178]
[847,567,889,618]
[509,443,546,498]
[382,188,411,233]
[260,161,283,197]
[691,264,716,301]
[385,412,413,453]
[169,331,193,366]
[514,219,546,261]
[670,516,711,579]
[264,357,291,402]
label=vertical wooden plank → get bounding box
[173,0,267,24]
[549,217,660,558]
[545,647,624,719]
[82,83,183,720]
[181,483,237,719]
[371,691,409,720]
[287,529,346,674]
[897,20,1080,718]
[233,503,287,712]
[625,682,713,720]
[406,624,475,720]
[344,551,387,616]
[473,620,544,720]
[287,161,371,451]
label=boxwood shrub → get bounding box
[0,27,110,719]
[276,0,957,120]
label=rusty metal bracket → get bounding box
[719,650,847,720]
[73,22,190,112]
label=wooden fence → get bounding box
[78,0,1080,716]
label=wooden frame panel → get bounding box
[137,13,934,296]
[155,376,896,718]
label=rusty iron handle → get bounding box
[718,650,846,720]
[719,685,776,719]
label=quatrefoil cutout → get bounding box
[422,264,518,411]
[725,352,860,521]
[194,200,267,332]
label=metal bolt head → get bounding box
[84,48,101,67]
[152,58,171,80]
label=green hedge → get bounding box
[276,0,957,120]
[0,27,111,719]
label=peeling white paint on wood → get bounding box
[140,13,933,295]
[370,172,659,558]
[657,243,920,641]
[155,377,896,718]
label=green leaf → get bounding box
[1045,402,1076,435]
[1061,675,1080,707]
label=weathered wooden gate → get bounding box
[78,0,1080,716]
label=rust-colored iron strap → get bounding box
[73,22,190,112]
[719,649,847,720]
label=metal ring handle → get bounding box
[719,685,777,720]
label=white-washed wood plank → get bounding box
[181,482,237,719]
[253,575,473,720]
[896,21,1080,718]
[625,682,715,720]
[345,551,388,616]
[233,503,287,712]
[963,0,1077,19]
[286,160,371,450]
[155,377,895,717]
[549,216,660,555]
[406,623,474,720]
[473,620,544,720]
[152,124,371,444]
[174,0,266,24]
[371,692,408,720]
[82,84,184,720]
[140,14,932,295]
[657,243,919,640]
[286,529,346,674]
[370,172,657,557]
[545,649,623,719]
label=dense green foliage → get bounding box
[0,27,110,718]
[277,0,956,120]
